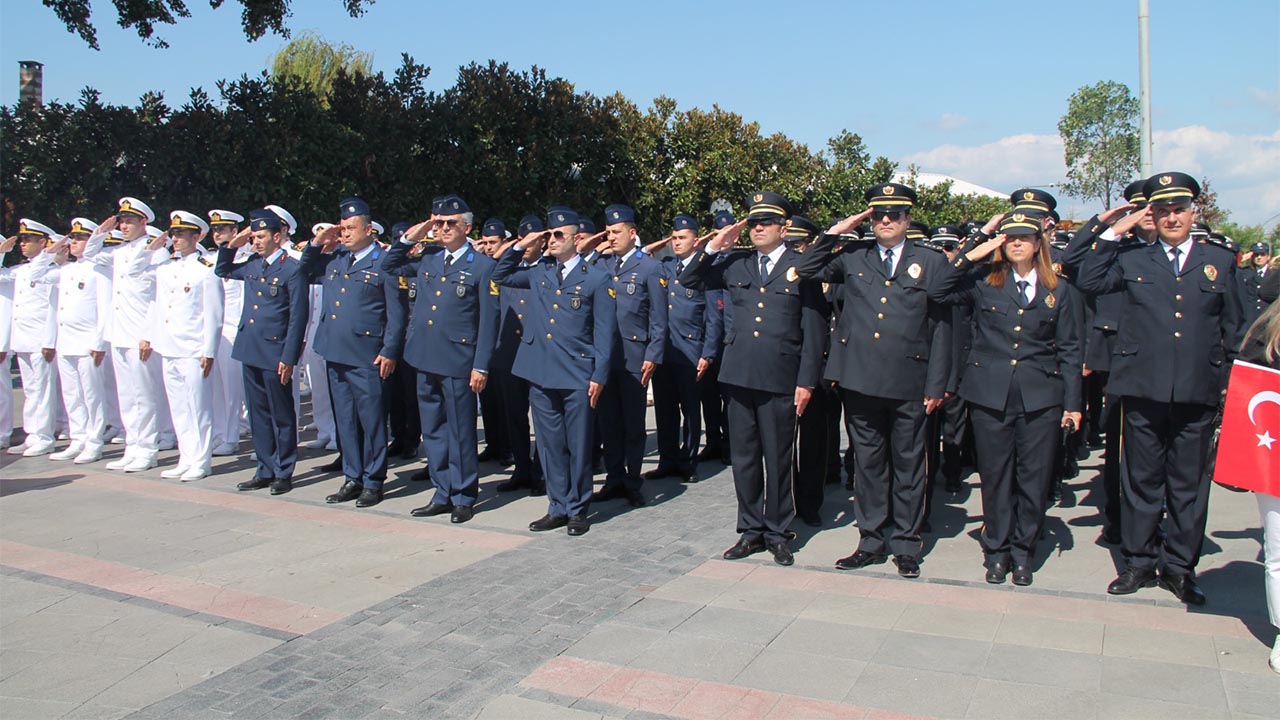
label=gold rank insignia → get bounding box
[1204,264,1218,281]
[785,267,799,282]
[658,277,668,288]
[883,185,895,195]
[1023,191,1035,201]
[1159,175,1172,186]
[1045,293,1056,309]
[1052,262,1063,276]
[199,257,212,267]
[210,212,222,224]
[822,282,831,294]
[489,280,500,296]
[397,277,409,290]
[608,288,616,298]
[907,263,922,279]
[753,193,764,203]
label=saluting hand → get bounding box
[375,355,397,380]
[403,218,436,244]
[980,213,1007,236]
[315,225,342,253]
[0,235,16,254]
[575,231,607,254]
[228,227,252,249]
[1109,205,1151,238]
[794,386,813,416]
[588,381,604,409]
[827,208,875,236]
[469,369,487,393]
[642,236,673,255]
[705,220,748,252]
[965,233,1007,264]
[146,231,169,252]
[1098,203,1139,226]
[44,237,70,255]
[97,215,118,233]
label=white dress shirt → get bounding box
[148,251,225,359]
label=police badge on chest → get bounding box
[570,296,582,310]
[270,286,279,297]
[456,284,467,298]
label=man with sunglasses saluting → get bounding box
[799,184,952,579]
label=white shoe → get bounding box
[22,444,55,457]
[122,456,157,472]
[110,436,125,445]
[50,444,85,461]
[160,465,190,479]
[211,443,238,456]
[158,438,177,451]
[6,444,27,455]
[1270,636,1279,674]
[325,441,338,451]
[301,437,331,449]
[73,449,103,464]
[180,468,208,482]
[249,451,257,461]
[102,426,122,443]
[56,431,70,440]
[105,455,132,470]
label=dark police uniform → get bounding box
[1239,242,1273,327]
[492,208,617,534]
[382,195,499,521]
[386,222,423,462]
[682,192,827,563]
[492,216,548,495]
[476,218,514,466]
[593,204,668,505]
[697,210,736,463]
[1076,172,1246,604]
[300,198,408,507]
[930,225,971,493]
[651,214,724,483]
[798,184,952,577]
[215,210,309,494]
[930,213,1083,584]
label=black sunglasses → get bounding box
[872,210,907,222]
[746,218,784,229]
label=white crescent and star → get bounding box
[1247,390,1280,450]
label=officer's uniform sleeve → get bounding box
[923,259,954,399]
[492,247,532,288]
[201,268,224,358]
[380,271,408,361]
[299,243,329,282]
[927,252,982,306]
[215,246,247,280]
[1221,261,1247,361]
[380,239,419,277]
[701,289,724,361]
[81,231,109,265]
[796,280,827,389]
[281,264,309,367]
[1075,237,1125,295]
[644,265,667,365]
[794,234,846,283]
[1063,216,1107,271]
[591,278,617,387]
[92,268,112,352]
[473,262,500,374]
[680,249,732,291]
[1260,267,1280,304]
[1056,286,1084,413]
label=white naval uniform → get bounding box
[8,253,60,452]
[147,251,224,474]
[0,266,14,447]
[84,231,172,462]
[52,256,113,457]
[301,281,335,445]
[211,246,249,451]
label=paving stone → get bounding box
[671,605,793,646]
[732,647,865,701]
[844,662,979,718]
[870,630,993,674]
[964,678,1099,720]
[1099,656,1230,711]
[980,642,1103,691]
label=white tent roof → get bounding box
[892,172,1007,200]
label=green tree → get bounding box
[1193,176,1229,227]
[1218,222,1266,249]
[1058,81,1140,210]
[268,32,374,103]
[42,0,374,50]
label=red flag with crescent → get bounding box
[1214,360,1280,497]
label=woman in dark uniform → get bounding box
[929,213,1083,586]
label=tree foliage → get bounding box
[268,31,373,102]
[41,0,374,50]
[1058,81,1140,210]
[1,57,1008,243]
[1194,175,1229,227]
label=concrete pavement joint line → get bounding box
[0,541,346,635]
[63,471,533,551]
[688,560,1260,640]
[0,565,301,642]
[520,655,935,720]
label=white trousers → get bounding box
[210,336,244,447]
[15,352,58,448]
[111,346,165,458]
[1,359,13,444]
[304,348,335,441]
[101,353,123,431]
[1259,493,1280,631]
[162,356,213,473]
[57,354,108,452]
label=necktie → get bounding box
[1016,280,1030,308]
[883,248,895,277]
[1169,247,1181,275]
[347,252,357,271]
[443,252,454,273]
[759,254,771,283]
[556,262,566,286]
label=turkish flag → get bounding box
[1214,360,1280,497]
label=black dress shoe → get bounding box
[410,503,452,518]
[529,514,568,532]
[894,555,921,578]
[985,562,1009,585]
[723,537,766,560]
[591,484,626,503]
[799,512,822,528]
[768,542,794,567]
[623,488,645,508]
[1107,567,1158,595]
[237,476,272,491]
[694,447,721,462]
[496,476,531,492]
[356,488,383,508]
[269,477,292,495]
[386,440,407,457]
[409,467,431,482]
[1159,572,1206,606]
[1012,565,1033,586]
[450,506,474,524]
[567,515,590,536]
[642,467,676,480]
[835,550,887,570]
[318,457,343,472]
[326,480,362,504]
[1086,433,1104,449]
[679,471,700,484]
[476,447,498,462]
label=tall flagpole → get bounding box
[1138,0,1153,177]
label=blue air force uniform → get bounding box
[215,211,309,487]
[594,204,669,499]
[382,195,499,515]
[492,209,617,526]
[300,198,408,500]
[651,214,725,480]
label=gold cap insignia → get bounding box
[18,221,28,233]
[210,212,222,223]
[1013,213,1026,222]
[172,214,182,224]
[1159,175,1172,186]
[883,185,895,195]
[1023,191,1035,200]
[72,222,84,233]
[754,193,764,203]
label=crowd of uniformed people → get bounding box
[2,174,1277,630]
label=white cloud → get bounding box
[1247,86,1280,115]
[931,113,971,131]
[902,127,1280,227]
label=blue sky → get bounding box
[3,0,1277,225]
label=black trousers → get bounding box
[1119,397,1216,576]
[598,366,647,491]
[970,401,1060,566]
[700,366,728,454]
[652,363,700,475]
[386,359,420,450]
[478,374,509,456]
[844,391,928,557]
[794,384,830,518]
[1102,394,1123,535]
[726,384,797,545]
[495,368,541,483]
